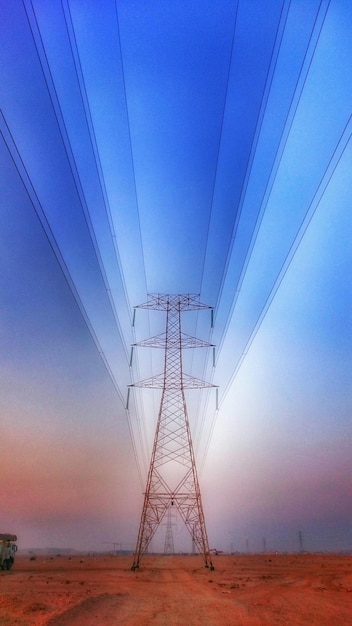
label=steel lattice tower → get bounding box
[130,294,215,571]
[163,504,175,555]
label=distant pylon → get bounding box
[130,294,216,571]
[163,503,175,555]
[298,530,305,553]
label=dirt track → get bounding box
[0,554,351,625]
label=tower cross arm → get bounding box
[129,373,217,389]
[182,374,218,389]
[133,332,214,349]
[135,293,213,311]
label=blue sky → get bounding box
[0,0,351,553]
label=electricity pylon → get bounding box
[130,294,215,571]
[298,530,305,553]
[163,503,176,555]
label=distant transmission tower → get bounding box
[130,294,216,571]
[163,503,175,555]
[298,530,305,553]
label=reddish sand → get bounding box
[0,553,351,625]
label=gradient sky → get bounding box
[1,0,351,554]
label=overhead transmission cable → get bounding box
[17,0,147,484]
[195,0,291,454]
[198,0,333,467]
[192,0,239,451]
[213,0,331,363]
[200,115,351,472]
[23,0,131,359]
[199,0,290,299]
[61,0,132,312]
[0,110,145,490]
[113,0,149,295]
[63,0,150,474]
[219,114,352,406]
[192,1,238,450]
[61,18,132,329]
[114,0,158,472]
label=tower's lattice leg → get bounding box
[129,294,215,571]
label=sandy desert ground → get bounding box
[0,553,351,625]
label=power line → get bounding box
[0,109,145,490]
[194,0,293,452]
[19,0,150,479]
[203,0,292,324]
[198,0,239,295]
[62,0,150,475]
[195,0,291,452]
[113,0,149,295]
[23,0,132,359]
[114,0,157,474]
[213,0,331,367]
[200,114,352,469]
[61,0,134,314]
[197,0,330,464]
[190,0,238,445]
[220,114,351,406]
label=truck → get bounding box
[0,534,18,570]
